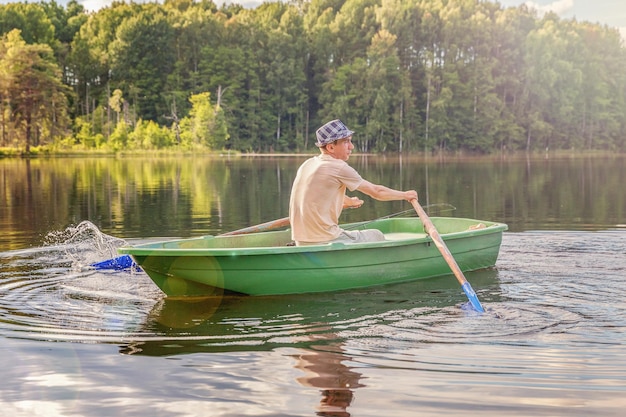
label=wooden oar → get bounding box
[92,216,291,270]
[410,199,485,313]
[219,216,289,236]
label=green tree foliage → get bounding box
[179,91,228,149]
[109,4,176,123]
[0,0,625,154]
[129,119,176,149]
[0,29,71,151]
[68,2,136,119]
[0,2,56,46]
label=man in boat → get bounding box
[289,119,418,246]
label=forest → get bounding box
[1,0,625,154]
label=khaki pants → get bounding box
[296,229,385,246]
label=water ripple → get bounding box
[1,228,625,364]
[0,224,162,343]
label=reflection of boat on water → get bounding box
[122,269,500,417]
[119,217,507,297]
[121,267,500,357]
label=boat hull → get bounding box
[119,217,507,296]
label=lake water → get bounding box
[1,155,625,416]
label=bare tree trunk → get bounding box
[276,113,281,149]
[106,83,111,139]
[425,74,431,155]
[305,110,309,149]
[0,102,5,146]
[25,113,32,153]
[399,100,403,153]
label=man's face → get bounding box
[328,136,354,161]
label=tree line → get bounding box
[1,0,625,154]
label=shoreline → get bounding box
[1,148,624,161]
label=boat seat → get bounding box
[384,232,428,241]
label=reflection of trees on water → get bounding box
[3,157,626,250]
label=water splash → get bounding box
[43,220,129,271]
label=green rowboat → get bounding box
[118,217,507,297]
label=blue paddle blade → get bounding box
[461,281,485,313]
[91,255,135,271]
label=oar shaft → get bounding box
[94,217,291,270]
[411,199,485,313]
[219,217,290,236]
[412,201,465,282]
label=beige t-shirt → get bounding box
[289,154,363,244]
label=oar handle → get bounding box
[410,199,485,313]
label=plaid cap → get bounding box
[315,119,354,147]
